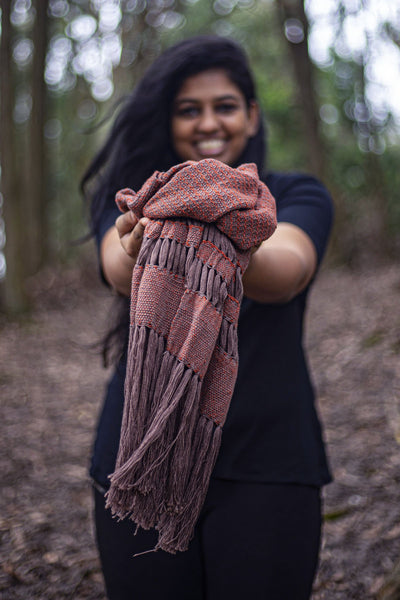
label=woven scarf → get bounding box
[106,158,277,554]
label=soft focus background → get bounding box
[1,1,400,598]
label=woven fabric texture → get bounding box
[106,159,277,554]
[116,158,276,251]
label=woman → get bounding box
[82,35,333,600]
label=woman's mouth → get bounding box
[195,139,226,157]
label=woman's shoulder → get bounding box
[263,169,333,218]
[262,169,334,265]
[263,170,330,199]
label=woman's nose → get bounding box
[196,108,220,132]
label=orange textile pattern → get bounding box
[106,159,277,554]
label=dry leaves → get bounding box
[1,260,400,599]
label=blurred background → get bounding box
[1,0,400,313]
[1,3,400,599]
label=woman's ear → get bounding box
[247,100,260,137]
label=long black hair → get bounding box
[81,35,267,363]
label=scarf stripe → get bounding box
[106,159,277,553]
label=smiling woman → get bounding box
[81,35,333,600]
[171,69,259,165]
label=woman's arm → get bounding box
[242,222,317,304]
[100,212,149,296]
[101,214,317,303]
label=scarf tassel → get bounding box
[106,219,243,553]
[105,328,222,552]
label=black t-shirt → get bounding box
[90,171,334,489]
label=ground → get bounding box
[1,256,399,599]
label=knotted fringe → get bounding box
[106,160,277,554]
[106,220,241,553]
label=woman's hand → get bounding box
[100,213,149,297]
[115,212,149,260]
[101,216,316,302]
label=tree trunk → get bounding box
[0,0,30,312]
[359,42,392,256]
[275,0,326,179]
[27,0,49,274]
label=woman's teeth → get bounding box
[197,140,225,154]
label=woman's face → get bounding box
[171,69,259,166]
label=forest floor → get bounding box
[1,253,400,600]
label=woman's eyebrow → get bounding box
[174,94,240,104]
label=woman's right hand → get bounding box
[115,212,150,261]
[100,213,149,296]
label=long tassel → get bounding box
[108,360,189,491]
[106,219,238,554]
[107,362,208,536]
[156,417,222,553]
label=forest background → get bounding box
[1,1,400,599]
[1,0,400,311]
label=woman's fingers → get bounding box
[115,211,138,237]
[116,213,149,258]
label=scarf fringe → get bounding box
[105,328,222,552]
[106,220,241,553]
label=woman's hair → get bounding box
[82,35,266,232]
[81,35,267,363]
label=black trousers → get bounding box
[94,479,322,600]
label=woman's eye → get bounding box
[176,106,199,118]
[216,103,238,114]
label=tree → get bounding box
[27,0,49,273]
[275,0,326,179]
[0,0,50,312]
[0,0,29,311]
[1,0,399,314]
[306,0,400,261]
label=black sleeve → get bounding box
[265,172,334,265]
[92,195,121,286]
[94,202,121,252]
